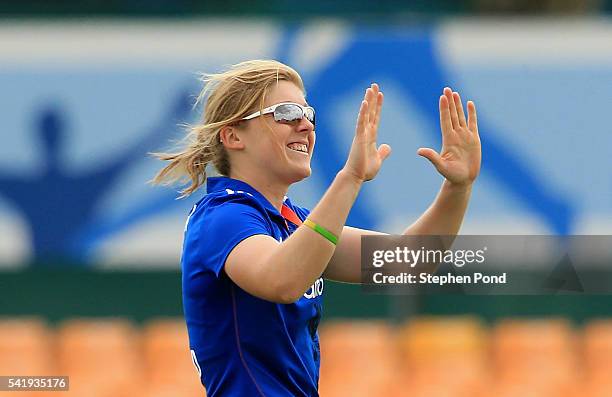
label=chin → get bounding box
[287,165,311,184]
[301,167,312,179]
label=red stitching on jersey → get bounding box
[231,284,267,397]
[281,204,303,227]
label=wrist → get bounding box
[442,179,473,195]
[337,168,365,188]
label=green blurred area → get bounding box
[1,0,611,18]
[2,268,612,324]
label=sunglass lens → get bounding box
[274,104,302,123]
[305,107,315,125]
[273,104,316,127]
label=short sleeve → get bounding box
[184,200,272,277]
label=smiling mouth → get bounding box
[287,143,308,154]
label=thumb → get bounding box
[417,148,443,170]
[378,144,392,162]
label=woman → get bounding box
[152,59,481,396]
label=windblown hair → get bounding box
[151,60,304,197]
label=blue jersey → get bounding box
[182,176,324,397]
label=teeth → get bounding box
[287,143,308,153]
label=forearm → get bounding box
[263,170,362,301]
[404,180,472,236]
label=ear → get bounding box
[219,125,245,150]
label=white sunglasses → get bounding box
[242,102,315,126]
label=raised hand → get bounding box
[343,83,392,182]
[418,87,481,186]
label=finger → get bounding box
[417,147,444,171]
[467,100,478,134]
[368,84,379,124]
[374,92,384,125]
[364,87,374,110]
[439,95,452,136]
[356,100,368,137]
[365,87,374,123]
[453,91,467,128]
[378,143,392,162]
[444,87,459,130]
[372,92,384,140]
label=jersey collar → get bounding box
[206,176,287,217]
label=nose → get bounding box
[297,116,314,134]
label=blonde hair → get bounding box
[151,59,304,197]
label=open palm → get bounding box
[418,87,481,186]
[344,83,392,182]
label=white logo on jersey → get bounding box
[225,188,253,197]
[191,349,202,377]
[303,277,324,299]
[184,204,197,232]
